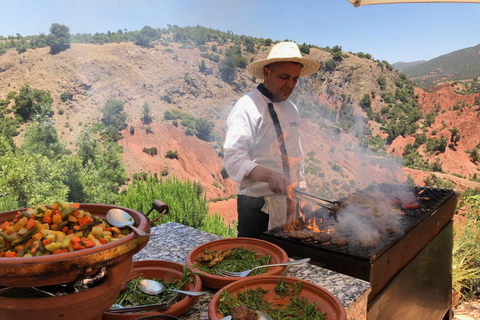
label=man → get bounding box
[223,41,319,238]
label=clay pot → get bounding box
[185,237,288,289]
[102,260,202,319]
[208,275,347,320]
[0,204,150,287]
[0,255,133,320]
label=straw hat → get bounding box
[247,41,320,80]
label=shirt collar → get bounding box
[257,83,274,102]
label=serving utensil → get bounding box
[106,208,154,236]
[294,188,344,211]
[107,292,182,313]
[138,279,207,296]
[217,257,310,277]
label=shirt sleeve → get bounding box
[223,96,259,191]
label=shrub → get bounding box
[60,91,69,102]
[165,150,178,159]
[143,147,157,156]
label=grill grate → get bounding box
[263,184,458,261]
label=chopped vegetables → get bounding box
[0,202,130,258]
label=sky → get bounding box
[1,0,480,64]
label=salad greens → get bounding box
[218,278,327,320]
[195,246,271,276]
[115,264,196,307]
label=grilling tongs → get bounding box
[293,188,344,212]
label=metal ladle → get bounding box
[138,279,207,296]
[106,208,154,236]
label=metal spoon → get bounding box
[106,208,153,236]
[138,279,207,296]
[220,310,272,320]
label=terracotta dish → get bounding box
[0,204,150,287]
[102,260,202,319]
[185,237,288,289]
[0,254,132,320]
[208,275,347,320]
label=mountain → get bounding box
[400,43,480,86]
[1,35,479,207]
[391,60,426,72]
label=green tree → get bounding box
[21,106,66,159]
[0,152,69,207]
[199,60,207,73]
[359,93,371,109]
[219,45,247,83]
[141,101,152,125]
[468,149,479,163]
[377,75,387,91]
[13,84,53,122]
[101,99,127,141]
[299,43,310,55]
[325,59,336,72]
[449,127,460,146]
[47,23,70,54]
[195,118,214,141]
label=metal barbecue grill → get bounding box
[261,184,459,320]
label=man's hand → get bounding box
[248,166,291,196]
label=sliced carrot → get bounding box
[15,244,25,252]
[70,235,81,244]
[0,251,5,257]
[26,218,37,230]
[1,221,10,231]
[72,242,85,250]
[5,251,17,257]
[61,226,69,234]
[84,215,93,225]
[98,238,108,245]
[42,216,52,224]
[25,238,35,247]
[42,238,51,246]
[76,217,85,227]
[71,203,80,209]
[84,240,96,248]
[52,248,69,255]
[31,244,39,254]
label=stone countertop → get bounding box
[133,222,371,320]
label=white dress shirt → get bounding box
[223,87,306,228]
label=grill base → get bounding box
[367,221,453,320]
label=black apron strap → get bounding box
[257,84,291,180]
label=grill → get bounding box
[261,184,458,320]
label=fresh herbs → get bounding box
[218,278,327,320]
[114,264,196,307]
[195,246,271,276]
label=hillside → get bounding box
[392,60,426,72]
[402,43,480,86]
[1,38,479,206]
